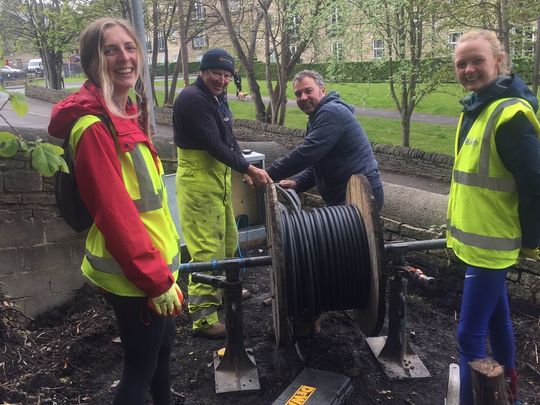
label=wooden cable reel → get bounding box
[266,174,386,345]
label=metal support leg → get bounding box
[191,270,260,393]
[366,272,431,380]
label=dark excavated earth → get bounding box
[1,247,540,405]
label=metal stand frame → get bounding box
[366,244,438,380]
[192,268,260,393]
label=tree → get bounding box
[261,0,326,124]
[347,0,446,147]
[0,0,85,90]
[164,0,224,106]
[443,0,540,67]
[219,0,328,124]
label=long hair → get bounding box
[456,30,509,75]
[79,18,149,135]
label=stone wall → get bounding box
[0,151,86,318]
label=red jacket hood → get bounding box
[48,81,139,140]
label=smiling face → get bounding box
[102,25,138,98]
[454,37,502,93]
[201,69,232,96]
[293,76,326,115]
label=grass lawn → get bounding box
[249,80,468,116]
[227,99,455,156]
[35,79,466,156]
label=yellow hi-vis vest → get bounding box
[447,97,540,269]
[70,115,180,296]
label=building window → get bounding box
[373,39,384,58]
[158,35,166,52]
[332,42,343,61]
[192,34,208,49]
[194,2,205,20]
[448,32,461,49]
[290,45,298,56]
[511,26,535,57]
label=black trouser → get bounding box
[104,293,176,405]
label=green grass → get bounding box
[250,80,468,117]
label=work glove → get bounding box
[149,283,183,316]
[519,247,540,261]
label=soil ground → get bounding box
[1,247,540,405]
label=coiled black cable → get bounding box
[278,192,372,322]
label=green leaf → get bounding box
[41,142,64,156]
[9,93,29,117]
[0,131,20,157]
[30,143,65,177]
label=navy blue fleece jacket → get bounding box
[267,92,381,206]
[458,74,540,248]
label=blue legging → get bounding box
[457,265,515,405]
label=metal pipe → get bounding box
[179,256,273,273]
[384,238,446,254]
[178,239,446,273]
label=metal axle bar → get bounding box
[178,239,447,273]
[384,238,446,254]
[179,256,272,273]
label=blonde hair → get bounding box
[79,18,149,135]
[456,30,509,75]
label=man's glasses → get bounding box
[208,70,232,81]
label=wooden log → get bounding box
[470,358,508,405]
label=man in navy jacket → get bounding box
[267,70,383,210]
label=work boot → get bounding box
[193,322,226,339]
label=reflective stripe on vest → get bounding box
[452,99,529,192]
[448,225,521,251]
[85,249,180,275]
[130,145,163,212]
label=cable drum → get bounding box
[266,174,386,345]
[280,204,372,319]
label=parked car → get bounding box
[0,65,23,78]
[26,58,43,74]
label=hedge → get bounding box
[152,57,535,84]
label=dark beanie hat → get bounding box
[200,48,235,74]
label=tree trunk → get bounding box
[532,17,540,96]
[163,36,169,104]
[219,0,267,122]
[469,358,508,405]
[167,49,182,106]
[401,112,411,147]
[150,0,159,106]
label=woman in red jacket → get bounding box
[48,18,182,405]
